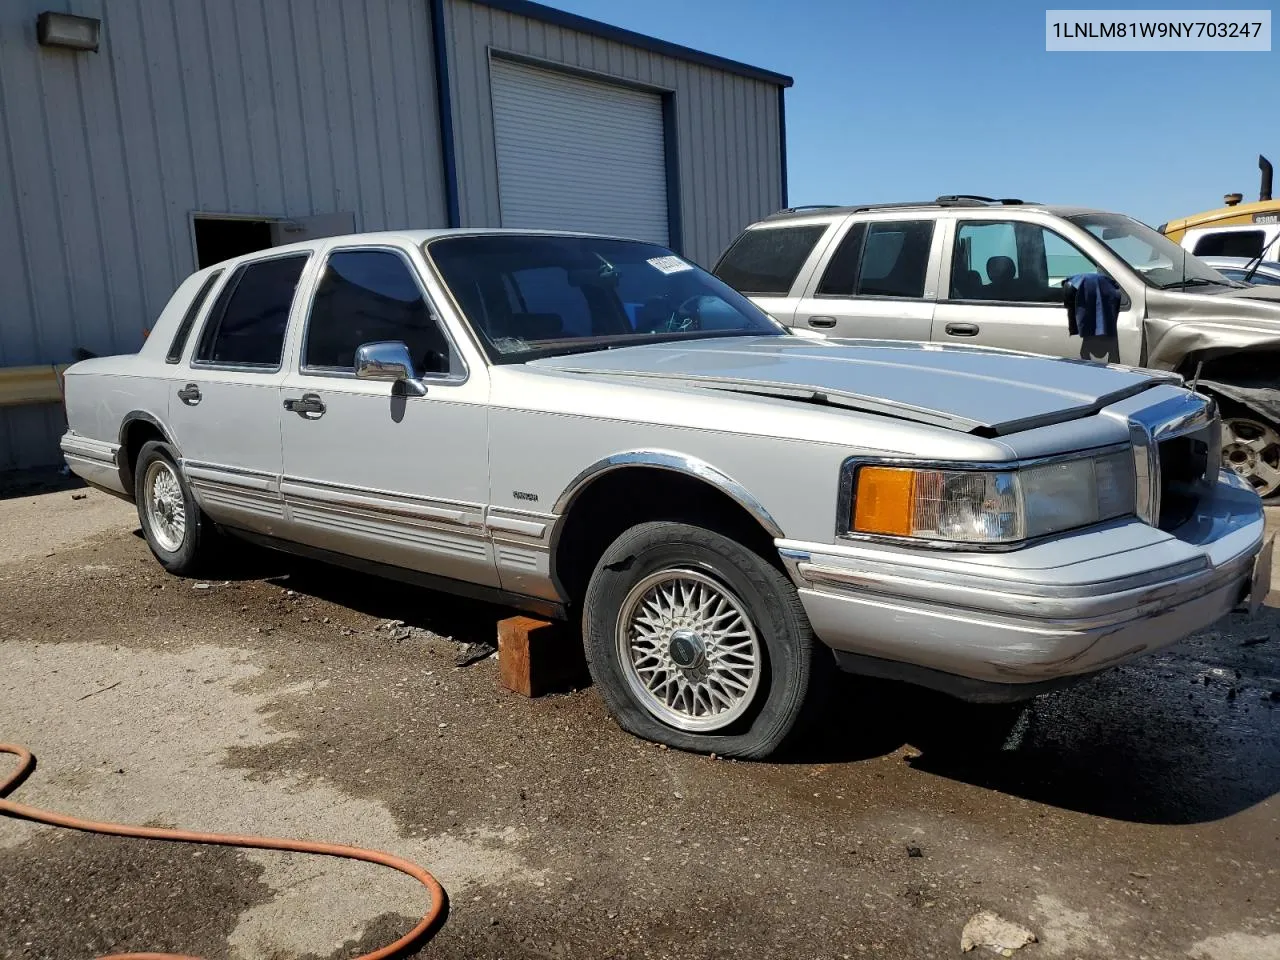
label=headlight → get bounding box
[849,449,1135,545]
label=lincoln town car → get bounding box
[59,230,1272,758]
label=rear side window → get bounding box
[817,220,933,299]
[196,254,309,368]
[166,270,223,363]
[713,225,826,295]
[303,249,458,376]
[816,224,867,296]
[1192,230,1265,258]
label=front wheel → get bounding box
[582,521,832,759]
[1221,411,1280,499]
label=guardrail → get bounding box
[0,365,69,407]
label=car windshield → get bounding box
[1067,213,1230,290]
[424,234,784,363]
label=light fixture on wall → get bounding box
[36,12,101,52]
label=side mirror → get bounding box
[354,341,426,396]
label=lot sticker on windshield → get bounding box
[648,255,693,275]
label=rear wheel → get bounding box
[1221,412,1280,499]
[582,521,833,759]
[134,440,219,575]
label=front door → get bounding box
[167,252,313,537]
[277,245,497,588]
[791,218,938,340]
[933,219,1138,361]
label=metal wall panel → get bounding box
[0,0,448,468]
[442,0,784,269]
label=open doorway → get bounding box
[192,216,273,268]
[191,213,357,269]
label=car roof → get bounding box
[214,227,662,263]
[756,200,1113,225]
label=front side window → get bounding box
[950,221,1099,303]
[712,225,827,296]
[1192,230,1266,259]
[196,255,309,367]
[304,250,457,376]
[427,234,783,363]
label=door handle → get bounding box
[283,393,326,418]
[945,322,980,337]
[177,383,202,406]
[807,315,837,329]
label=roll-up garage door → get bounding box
[490,58,670,246]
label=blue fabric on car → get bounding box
[1063,273,1122,337]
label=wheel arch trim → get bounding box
[550,450,787,540]
[117,411,178,493]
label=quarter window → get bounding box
[713,225,826,296]
[950,222,1099,303]
[304,250,457,376]
[196,255,308,367]
[166,269,223,363]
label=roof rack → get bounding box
[935,194,1027,205]
[763,196,1039,222]
[773,204,842,214]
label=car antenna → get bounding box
[1189,358,1204,393]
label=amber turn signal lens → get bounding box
[852,466,917,536]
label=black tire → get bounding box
[133,439,218,576]
[582,521,834,759]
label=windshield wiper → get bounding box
[1242,249,1269,284]
[1159,277,1219,289]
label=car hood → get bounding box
[1143,286,1280,369]
[531,337,1169,436]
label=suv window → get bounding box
[196,255,309,367]
[1192,230,1265,259]
[304,249,457,376]
[817,221,934,298]
[713,225,826,295]
[950,221,1097,303]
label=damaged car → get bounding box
[59,230,1270,758]
[715,199,1280,497]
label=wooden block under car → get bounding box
[497,616,588,697]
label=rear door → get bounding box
[932,217,1137,361]
[789,217,939,340]
[167,252,313,537]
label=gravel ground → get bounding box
[1,487,1278,960]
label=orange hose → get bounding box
[0,743,447,960]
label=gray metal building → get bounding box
[0,0,791,469]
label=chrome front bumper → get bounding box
[781,470,1267,697]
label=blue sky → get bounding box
[547,0,1276,227]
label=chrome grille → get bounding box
[1125,392,1217,531]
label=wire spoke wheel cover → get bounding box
[616,568,763,732]
[1222,416,1280,497]
[144,458,187,553]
